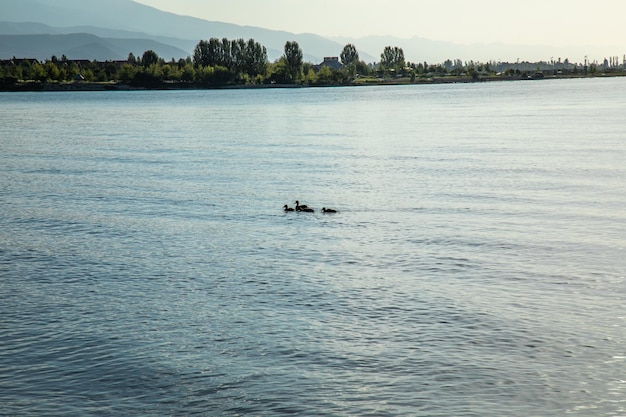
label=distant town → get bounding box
[2,38,625,91]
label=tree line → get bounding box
[1,37,622,88]
[0,37,438,87]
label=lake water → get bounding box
[1,78,625,416]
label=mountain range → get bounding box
[0,0,618,64]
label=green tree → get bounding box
[196,65,232,86]
[207,38,223,66]
[193,40,211,67]
[180,63,195,82]
[380,46,405,73]
[19,59,33,80]
[230,38,246,74]
[104,61,119,79]
[302,66,317,84]
[44,61,61,81]
[340,44,359,67]
[244,38,268,78]
[355,60,370,76]
[64,61,80,81]
[31,63,46,82]
[283,41,303,82]
[194,37,268,82]
[316,66,334,84]
[193,38,230,68]
[81,68,95,82]
[1,64,21,84]
[196,66,214,84]
[161,64,182,81]
[220,38,232,69]
[267,59,289,84]
[95,68,108,82]
[119,64,138,83]
[340,43,359,79]
[146,63,163,79]
[141,50,159,68]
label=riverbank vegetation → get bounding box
[2,37,625,90]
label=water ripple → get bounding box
[2,81,625,416]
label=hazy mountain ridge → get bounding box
[0,0,617,64]
[0,21,197,51]
[0,32,190,61]
[0,0,346,62]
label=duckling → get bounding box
[322,207,337,213]
[283,205,295,212]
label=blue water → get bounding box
[1,79,625,416]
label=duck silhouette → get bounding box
[322,207,337,213]
[295,201,310,211]
[283,205,295,212]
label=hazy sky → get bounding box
[134,0,626,47]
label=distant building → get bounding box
[3,58,40,66]
[314,57,343,72]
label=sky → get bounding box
[134,0,626,48]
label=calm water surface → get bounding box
[1,78,625,416]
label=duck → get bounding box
[283,205,295,212]
[299,207,314,213]
[322,207,337,213]
[294,200,309,211]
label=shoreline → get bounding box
[1,73,624,92]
